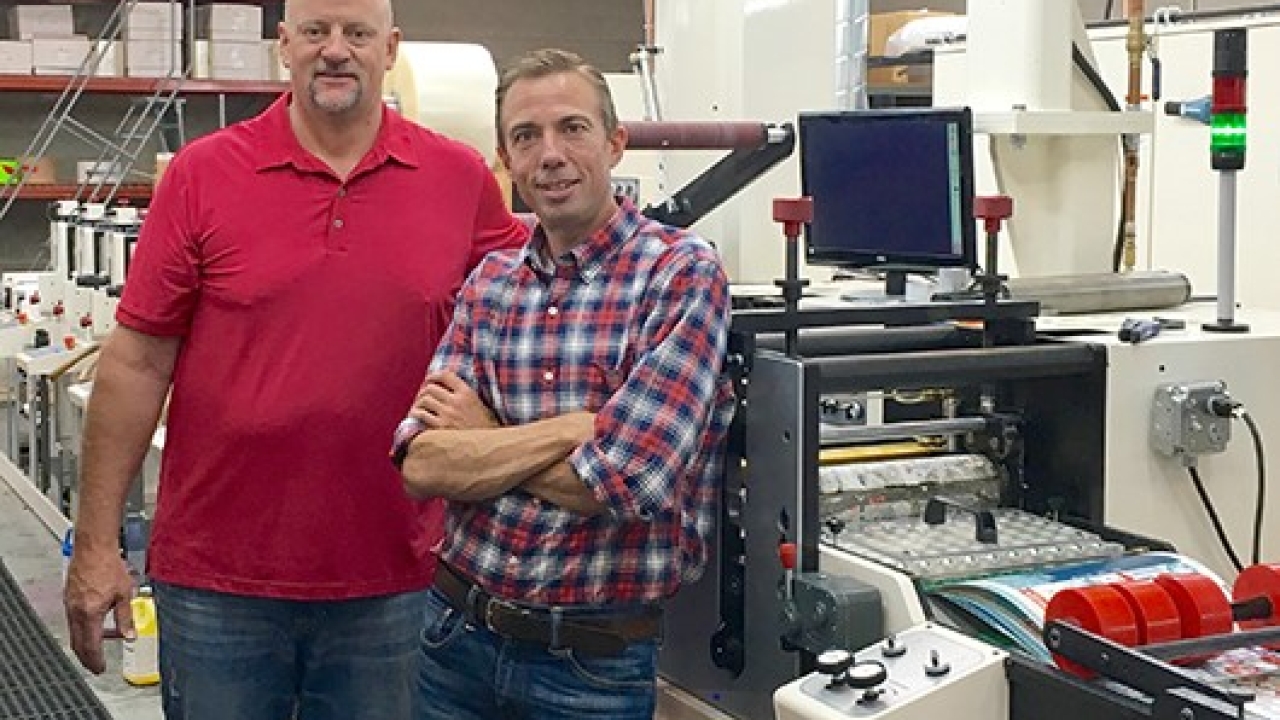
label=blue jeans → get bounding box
[153,581,427,720]
[415,588,658,719]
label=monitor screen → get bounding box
[799,108,976,276]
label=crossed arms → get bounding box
[399,371,606,516]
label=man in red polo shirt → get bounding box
[62,0,526,717]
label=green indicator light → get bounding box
[1210,112,1247,153]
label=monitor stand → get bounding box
[838,269,913,304]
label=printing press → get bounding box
[658,295,1280,720]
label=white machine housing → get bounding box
[774,624,1008,720]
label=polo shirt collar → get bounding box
[254,93,419,174]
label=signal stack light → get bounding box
[1209,29,1247,171]
[1204,28,1249,333]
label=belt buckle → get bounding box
[484,597,523,633]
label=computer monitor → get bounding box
[799,107,977,297]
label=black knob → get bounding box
[881,635,907,658]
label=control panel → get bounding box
[774,624,1007,720]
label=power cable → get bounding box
[1187,464,1244,573]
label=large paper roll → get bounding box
[385,42,498,166]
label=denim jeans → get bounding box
[415,587,658,720]
[153,581,427,720]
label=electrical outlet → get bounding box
[1151,381,1232,462]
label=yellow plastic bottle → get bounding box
[122,588,160,686]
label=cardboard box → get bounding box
[31,37,91,75]
[209,39,267,81]
[7,5,74,40]
[195,4,263,41]
[266,40,288,82]
[125,38,182,77]
[19,157,56,184]
[76,159,127,184]
[125,2,182,41]
[867,10,954,86]
[0,41,33,75]
[191,39,209,79]
[92,39,122,77]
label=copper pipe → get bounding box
[1121,0,1145,272]
[643,0,656,48]
[622,121,771,150]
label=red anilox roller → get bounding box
[1112,581,1183,646]
[1044,585,1140,678]
[1232,564,1280,630]
[1154,574,1235,639]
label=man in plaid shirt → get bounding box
[394,48,735,719]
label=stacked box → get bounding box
[867,10,955,86]
[124,2,182,40]
[92,40,122,77]
[76,159,127,184]
[8,5,74,40]
[195,5,263,40]
[32,37,91,76]
[124,1,182,76]
[209,40,267,81]
[0,41,32,74]
[266,40,288,82]
[126,38,182,77]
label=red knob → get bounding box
[779,542,798,571]
[79,314,93,329]
[773,197,813,240]
[974,195,1014,235]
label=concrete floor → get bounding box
[1,481,162,720]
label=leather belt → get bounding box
[434,562,661,657]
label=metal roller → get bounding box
[622,120,779,150]
[1006,270,1191,315]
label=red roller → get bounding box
[623,121,770,150]
[1233,564,1280,630]
[1154,574,1234,639]
[1112,581,1182,645]
[1045,585,1140,678]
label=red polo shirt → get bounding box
[118,95,527,599]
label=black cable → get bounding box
[1187,465,1245,573]
[1071,44,1123,112]
[1241,411,1267,565]
[1070,43,1130,271]
[1104,0,1115,21]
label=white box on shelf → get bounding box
[191,39,210,79]
[8,5,74,40]
[266,40,288,82]
[125,2,182,41]
[125,38,182,77]
[92,40,121,77]
[210,40,267,81]
[76,159,127,184]
[0,41,33,75]
[195,5,263,41]
[31,36,91,75]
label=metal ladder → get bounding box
[0,0,188,224]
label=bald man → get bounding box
[63,0,527,716]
